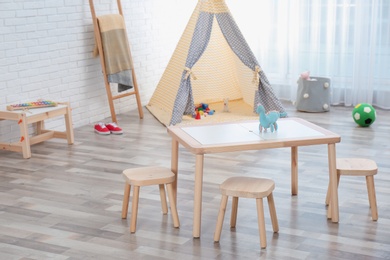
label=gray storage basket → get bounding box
[296,77,331,112]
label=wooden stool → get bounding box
[121,167,180,233]
[214,177,279,249]
[326,158,378,221]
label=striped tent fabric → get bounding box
[147,0,286,126]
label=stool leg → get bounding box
[214,195,228,242]
[121,183,131,219]
[256,198,267,249]
[166,183,180,228]
[267,193,279,233]
[230,196,239,228]
[130,186,140,233]
[325,183,330,206]
[366,176,378,221]
[327,202,332,219]
[326,174,340,206]
[159,184,168,214]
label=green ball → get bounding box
[352,103,376,127]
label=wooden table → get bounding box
[167,117,341,238]
[0,102,74,159]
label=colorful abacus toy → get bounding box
[6,100,58,111]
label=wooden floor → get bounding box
[1,101,390,259]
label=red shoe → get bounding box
[94,122,110,135]
[105,122,123,134]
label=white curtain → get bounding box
[229,0,390,109]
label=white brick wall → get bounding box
[0,0,195,143]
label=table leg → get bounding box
[291,146,298,195]
[171,139,179,203]
[64,104,74,144]
[18,113,31,159]
[193,154,204,238]
[36,120,44,135]
[328,143,339,222]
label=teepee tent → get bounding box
[146,0,286,126]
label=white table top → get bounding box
[168,117,340,154]
[182,120,324,145]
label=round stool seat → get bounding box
[336,158,378,176]
[123,166,175,186]
[220,177,275,198]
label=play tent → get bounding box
[146,0,286,126]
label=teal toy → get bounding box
[256,104,280,132]
[352,103,376,127]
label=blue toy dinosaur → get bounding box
[256,104,280,132]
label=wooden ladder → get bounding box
[89,0,143,123]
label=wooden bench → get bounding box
[0,102,74,159]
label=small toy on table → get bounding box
[256,104,280,132]
[7,100,57,111]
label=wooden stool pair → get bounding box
[213,158,379,249]
[120,166,277,249]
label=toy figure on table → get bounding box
[256,104,280,132]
